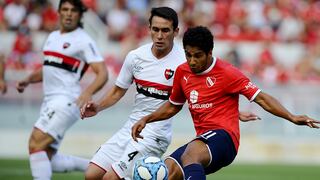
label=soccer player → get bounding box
[0,53,7,94]
[131,26,320,180]
[80,7,185,180]
[81,7,259,180]
[15,0,108,179]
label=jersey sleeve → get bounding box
[225,66,261,102]
[169,67,186,105]
[115,52,134,89]
[82,36,104,63]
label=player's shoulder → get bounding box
[47,30,60,38]
[132,43,152,54]
[73,28,93,41]
[215,58,238,71]
[215,57,246,78]
[127,43,153,58]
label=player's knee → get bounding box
[84,170,99,180]
[165,159,183,180]
[102,170,120,180]
[85,165,106,180]
[181,150,197,166]
[28,131,54,153]
[28,139,44,153]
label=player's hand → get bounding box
[76,91,92,108]
[80,101,99,119]
[239,111,261,122]
[0,80,7,94]
[16,80,29,93]
[131,118,147,142]
[290,115,320,128]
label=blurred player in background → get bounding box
[16,0,108,179]
[0,53,7,94]
[81,7,258,180]
[131,26,320,180]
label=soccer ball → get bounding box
[133,156,168,180]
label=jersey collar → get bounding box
[196,57,217,75]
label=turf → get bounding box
[0,158,319,180]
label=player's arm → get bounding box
[16,67,43,93]
[0,56,7,94]
[76,62,108,107]
[254,91,319,128]
[80,85,127,119]
[132,101,183,141]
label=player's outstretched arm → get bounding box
[16,67,43,93]
[253,91,320,128]
[80,85,127,119]
[131,101,183,141]
[76,62,108,107]
[239,111,261,122]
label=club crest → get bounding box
[63,42,70,49]
[164,69,174,80]
[206,76,216,87]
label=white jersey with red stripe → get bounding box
[42,28,104,100]
[116,42,185,136]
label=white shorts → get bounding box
[34,96,80,150]
[91,120,170,180]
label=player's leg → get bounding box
[102,169,122,180]
[84,140,123,180]
[165,144,188,180]
[86,121,132,180]
[165,158,184,180]
[182,129,237,179]
[180,140,209,180]
[34,98,90,175]
[51,153,90,172]
[29,128,56,180]
[85,163,107,180]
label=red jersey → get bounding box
[169,58,260,151]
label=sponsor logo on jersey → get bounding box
[136,84,170,100]
[63,42,70,49]
[135,79,172,100]
[189,90,213,109]
[190,90,198,103]
[190,103,213,109]
[164,69,174,80]
[245,82,256,90]
[44,55,63,64]
[206,76,216,87]
[43,51,89,78]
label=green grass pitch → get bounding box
[0,158,319,180]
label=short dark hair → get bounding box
[183,26,214,54]
[58,0,87,28]
[149,7,178,30]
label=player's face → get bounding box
[185,45,212,74]
[150,16,178,56]
[59,2,81,33]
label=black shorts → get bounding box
[168,129,237,174]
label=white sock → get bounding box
[29,151,52,180]
[51,153,90,172]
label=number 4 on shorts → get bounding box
[128,151,139,162]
